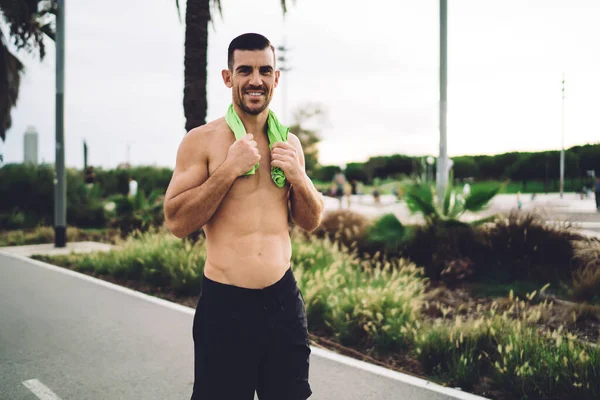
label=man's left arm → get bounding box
[271,134,324,232]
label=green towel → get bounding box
[225,104,289,188]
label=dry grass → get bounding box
[311,209,371,250]
[572,239,600,302]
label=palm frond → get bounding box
[404,183,440,220]
[0,31,24,141]
[464,185,501,213]
[442,185,451,216]
[449,193,465,219]
[213,0,223,18]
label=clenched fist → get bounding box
[224,133,261,177]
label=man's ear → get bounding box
[222,69,233,88]
[274,70,280,88]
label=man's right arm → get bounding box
[163,128,238,238]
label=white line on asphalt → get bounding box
[310,347,489,400]
[22,379,62,400]
[3,251,489,400]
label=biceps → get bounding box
[166,163,207,200]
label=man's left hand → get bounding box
[271,142,304,186]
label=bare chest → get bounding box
[208,134,290,201]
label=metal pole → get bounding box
[560,73,565,199]
[437,0,448,205]
[54,0,66,247]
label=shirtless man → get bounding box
[164,33,324,400]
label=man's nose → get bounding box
[249,71,263,87]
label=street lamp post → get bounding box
[437,0,449,205]
[54,0,66,247]
[560,73,565,199]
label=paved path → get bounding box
[0,252,486,400]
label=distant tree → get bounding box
[345,162,367,182]
[288,103,324,177]
[452,156,479,180]
[312,165,339,182]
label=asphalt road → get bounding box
[0,253,485,400]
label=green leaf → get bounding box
[366,213,406,247]
[449,194,465,219]
[404,184,439,220]
[442,185,452,217]
[464,185,500,213]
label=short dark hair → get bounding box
[227,33,275,70]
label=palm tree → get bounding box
[176,0,293,132]
[403,180,502,227]
[0,0,56,142]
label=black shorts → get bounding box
[191,267,312,400]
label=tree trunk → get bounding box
[183,0,210,132]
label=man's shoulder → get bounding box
[187,117,228,140]
[286,131,302,148]
[181,118,229,149]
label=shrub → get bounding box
[401,222,488,282]
[311,210,370,252]
[364,213,408,257]
[571,239,600,302]
[107,190,164,237]
[481,212,578,285]
[0,164,108,228]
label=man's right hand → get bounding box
[224,134,261,176]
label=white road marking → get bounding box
[22,379,63,400]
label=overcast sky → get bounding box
[2,0,600,169]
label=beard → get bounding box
[235,86,272,115]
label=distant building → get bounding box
[24,126,39,165]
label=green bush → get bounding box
[106,190,165,237]
[0,164,173,229]
[364,213,408,257]
[481,212,578,285]
[0,163,55,226]
[0,163,109,228]
[401,222,489,282]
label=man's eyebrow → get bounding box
[235,65,275,72]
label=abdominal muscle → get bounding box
[202,193,292,289]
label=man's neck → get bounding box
[233,103,269,138]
